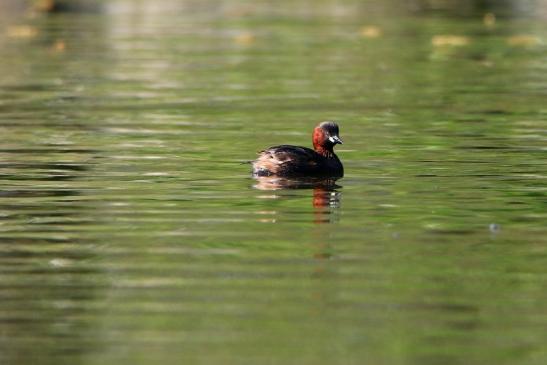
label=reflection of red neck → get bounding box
[313,188,329,208]
[313,187,329,224]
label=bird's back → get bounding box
[252,145,342,177]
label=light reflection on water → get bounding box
[0,0,547,364]
[253,176,342,224]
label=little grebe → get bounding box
[252,121,344,177]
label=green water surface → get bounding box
[0,1,546,364]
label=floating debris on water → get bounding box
[6,25,38,39]
[489,223,501,233]
[483,13,496,27]
[360,26,382,39]
[234,32,255,45]
[49,258,72,268]
[51,40,66,52]
[34,0,56,12]
[432,35,470,47]
[507,35,541,47]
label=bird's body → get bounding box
[252,121,344,178]
[252,145,343,177]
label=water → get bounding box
[1,1,546,364]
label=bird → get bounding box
[252,121,344,177]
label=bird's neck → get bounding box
[314,146,335,158]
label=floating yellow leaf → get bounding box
[234,32,255,45]
[431,35,470,47]
[6,25,38,39]
[360,26,382,39]
[483,12,496,27]
[507,35,541,47]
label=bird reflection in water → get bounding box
[253,176,341,224]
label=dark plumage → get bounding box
[252,121,344,177]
